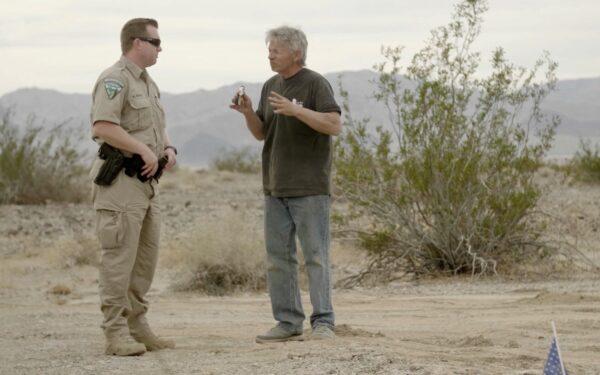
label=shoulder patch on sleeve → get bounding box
[103,78,124,100]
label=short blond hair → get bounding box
[120,18,158,54]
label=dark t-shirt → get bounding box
[256,68,341,197]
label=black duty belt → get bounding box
[94,143,168,186]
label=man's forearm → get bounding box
[244,112,265,140]
[294,109,341,136]
[92,121,150,155]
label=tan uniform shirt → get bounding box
[90,55,166,158]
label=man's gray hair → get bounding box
[265,26,308,66]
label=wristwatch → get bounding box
[164,145,178,155]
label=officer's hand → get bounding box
[164,148,177,171]
[140,148,159,177]
[229,94,253,115]
[268,91,301,117]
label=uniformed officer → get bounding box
[89,18,177,356]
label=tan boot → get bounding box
[129,319,175,351]
[105,335,147,356]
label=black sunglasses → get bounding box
[134,36,161,48]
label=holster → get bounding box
[94,143,125,186]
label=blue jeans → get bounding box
[264,195,334,331]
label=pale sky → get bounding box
[0,0,598,96]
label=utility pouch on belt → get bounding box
[94,143,124,186]
[123,154,169,183]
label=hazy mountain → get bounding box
[0,88,91,129]
[1,71,598,165]
[546,77,600,124]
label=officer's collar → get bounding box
[120,56,146,79]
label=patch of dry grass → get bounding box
[211,147,261,174]
[160,167,260,194]
[158,167,202,191]
[162,207,266,295]
[535,168,600,272]
[159,200,368,293]
[47,234,100,268]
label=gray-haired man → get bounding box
[231,25,341,342]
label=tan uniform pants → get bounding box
[92,164,160,339]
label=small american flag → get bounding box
[543,322,568,375]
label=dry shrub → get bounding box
[335,0,558,285]
[160,167,255,195]
[569,140,600,183]
[0,112,90,204]
[330,239,372,286]
[535,175,600,273]
[164,208,266,295]
[211,146,261,174]
[159,166,209,191]
[49,234,100,268]
[50,284,72,295]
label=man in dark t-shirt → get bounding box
[231,25,341,343]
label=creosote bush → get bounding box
[0,112,90,204]
[211,146,261,174]
[334,0,559,285]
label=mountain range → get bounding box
[1,70,598,165]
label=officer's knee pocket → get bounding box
[96,209,125,249]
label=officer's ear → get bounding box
[132,38,142,50]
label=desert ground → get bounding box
[1,168,599,374]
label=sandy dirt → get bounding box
[1,169,599,374]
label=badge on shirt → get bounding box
[104,79,123,100]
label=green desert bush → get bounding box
[334,0,559,284]
[569,140,600,183]
[0,112,90,204]
[165,209,266,295]
[211,146,261,174]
